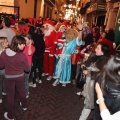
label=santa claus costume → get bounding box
[42,20,60,80]
[53,22,67,80]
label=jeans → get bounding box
[79,106,91,120]
[24,66,31,96]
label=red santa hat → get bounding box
[58,21,68,31]
[28,17,33,25]
[60,21,68,28]
[10,17,15,26]
[44,20,54,27]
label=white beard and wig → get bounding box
[44,24,55,36]
[65,28,78,42]
[58,25,66,32]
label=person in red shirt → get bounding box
[23,34,35,95]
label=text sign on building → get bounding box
[0,13,15,20]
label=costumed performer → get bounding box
[52,22,83,87]
[42,20,61,81]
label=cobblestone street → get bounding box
[0,77,93,120]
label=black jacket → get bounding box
[31,33,45,58]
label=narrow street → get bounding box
[0,76,93,120]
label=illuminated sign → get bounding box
[0,13,15,20]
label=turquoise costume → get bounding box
[54,38,82,84]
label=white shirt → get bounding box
[101,109,120,120]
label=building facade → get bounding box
[79,0,106,27]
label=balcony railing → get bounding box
[86,2,106,13]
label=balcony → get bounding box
[86,2,106,14]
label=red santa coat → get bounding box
[43,31,62,76]
[44,31,57,55]
[55,39,65,56]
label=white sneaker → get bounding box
[29,83,36,87]
[62,84,66,87]
[36,79,42,84]
[0,99,2,103]
[20,102,27,111]
[4,112,14,120]
[2,92,7,95]
[32,83,37,88]
[52,79,59,86]
[47,76,52,81]
[41,73,45,76]
[45,73,49,75]
[26,95,29,98]
[29,82,33,87]
[53,76,57,79]
[76,92,81,95]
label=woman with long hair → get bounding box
[93,55,120,120]
[79,42,110,120]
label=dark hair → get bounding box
[105,29,115,42]
[25,34,32,40]
[97,55,120,94]
[9,36,26,52]
[3,17,11,27]
[0,20,2,25]
[28,26,36,34]
[98,42,110,56]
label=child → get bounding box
[0,37,8,103]
[0,36,29,120]
[23,34,35,96]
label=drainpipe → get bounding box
[34,0,37,18]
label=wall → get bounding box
[14,0,34,19]
[0,0,14,14]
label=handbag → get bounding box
[76,66,86,89]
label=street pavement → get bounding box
[0,76,93,120]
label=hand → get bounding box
[77,22,82,30]
[81,64,85,68]
[86,45,90,49]
[95,83,103,99]
[30,40,33,45]
[83,70,88,75]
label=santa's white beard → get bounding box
[44,29,52,36]
[44,24,55,36]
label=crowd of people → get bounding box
[0,16,120,120]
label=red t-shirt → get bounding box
[23,45,35,66]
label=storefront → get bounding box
[86,2,106,27]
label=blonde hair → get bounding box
[66,29,78,42]
[0,37,7,53]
